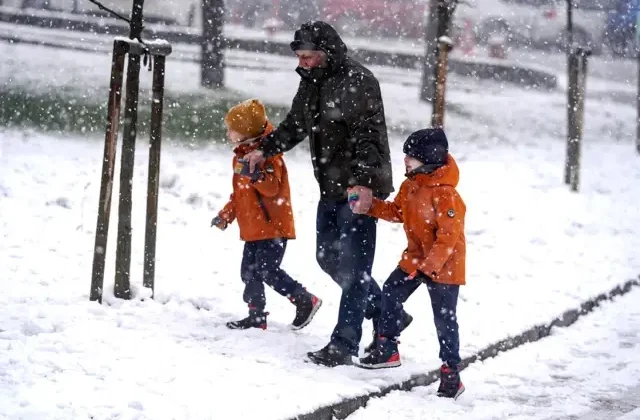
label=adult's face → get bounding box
[295,50,326,70]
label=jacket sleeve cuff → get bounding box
[366,198,383,216]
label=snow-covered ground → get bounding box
[0,38,639,419]
[1,130,638,419]
[349,287,640,420]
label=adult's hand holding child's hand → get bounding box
[347,186,373,214]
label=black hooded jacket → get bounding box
[258,21,394,200]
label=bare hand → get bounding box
[244,149,266,173]
[348,186,373,214]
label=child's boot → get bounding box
[437,363,465,399]
[364,311,413,354]
[358,336,401,369]
[290,291,322,330]
[226,307,268,330]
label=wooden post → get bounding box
[567,47,590,192]
[431,36,454,129]
[419,0,439,102]
[143,54,166,296]
[564,51,579,185]
[114,0,145,300]
[89,40,127,303]
[201,0,225,88]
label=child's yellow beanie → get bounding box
[224,99,268,139]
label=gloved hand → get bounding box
[211,215,228,230]
[235,158,264,182]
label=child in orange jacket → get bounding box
[211,99,322,330]
[352,128,466,400]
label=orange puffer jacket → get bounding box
[367,154,466,285]
[217,123,296,242]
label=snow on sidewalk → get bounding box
[348,287,640,420]
[0,127,638,419]
[0,37,639,420]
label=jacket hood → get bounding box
[291,21,348,75]
[411,154,460,187]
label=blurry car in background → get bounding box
[453,0,542,45]
[603,0,638,56]
[7,0,636,59]
[529,0,615,54]
[322,0,428,39]
[226,0,428,40]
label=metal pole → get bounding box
[431,36,454,128]
[90,40,126,303]
[637,13,640,154]
[564,0,575,184]
[637,51,640,154]
[201,0,225,88]
[143,55,166,296]
[565,51,579,185]
[114,0,144,299]
[567,0,573,49]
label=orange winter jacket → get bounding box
[367,154,466,285]
[217,123,296,242]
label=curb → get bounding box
[290,276,640,420]
[0,10,557,90]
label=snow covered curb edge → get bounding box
[289,276,640,420]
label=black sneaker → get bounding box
[364,311,413,354]
[437,364,465,399]
[307,343,353,367]
[291,293,323,330]
[358,336,401,369]
[226,312,268,330]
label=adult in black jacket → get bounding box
[245,21,411,366]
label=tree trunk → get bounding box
[420,0,457,103]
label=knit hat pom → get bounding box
[225,99,268,140]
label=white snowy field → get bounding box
[350,287,640,420]
[1,128,638,419]
[1,39,640,419]
[0,40,636,138]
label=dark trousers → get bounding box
[379,268,461,367]
[316,199,383,355]
[241,239,305,313]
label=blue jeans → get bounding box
[379,268,461,367]
[316,199,382,355]
[241,239,305,313]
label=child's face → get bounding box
[404,155,423,173]
[227,128,249,144]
